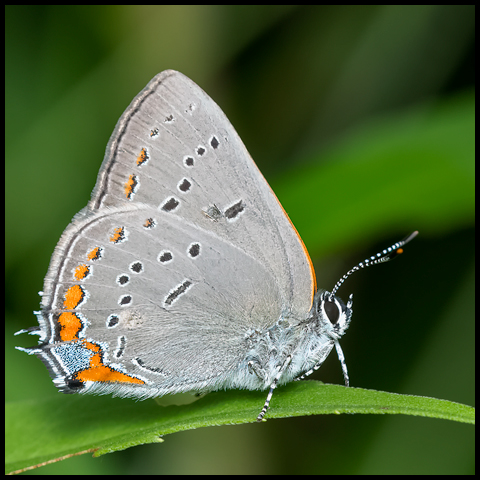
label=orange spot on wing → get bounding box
[137,147,148,165]
[63,285,84,310]
[58,312,83,341]
[110,227,125,243]
[74,264,90,281]
[87,247,102,261]
[76,341,145,385]
[124,175,137,199]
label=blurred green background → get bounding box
[5,5,474,475]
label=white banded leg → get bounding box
[334,339,349,387]
[294,360,326,382]
[294,340,349,386]
[256,355,292,422]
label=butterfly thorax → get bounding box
[217,290,352,391]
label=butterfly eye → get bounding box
[324,300,340,324]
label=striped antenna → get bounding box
[330,231,418,297]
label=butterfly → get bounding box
[16,70,417,421]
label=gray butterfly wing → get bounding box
[92,70,315,314]
[35,70,316,396]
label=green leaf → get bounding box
[6,381,474,474]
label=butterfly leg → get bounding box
[334,339,349,387]
[294,339,349,386]
[293,359,327,382]
[256,355,292,422]
[247,359,267,382]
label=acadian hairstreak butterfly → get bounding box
[16,70,417,421]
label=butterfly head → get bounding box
[314,290,353,338]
